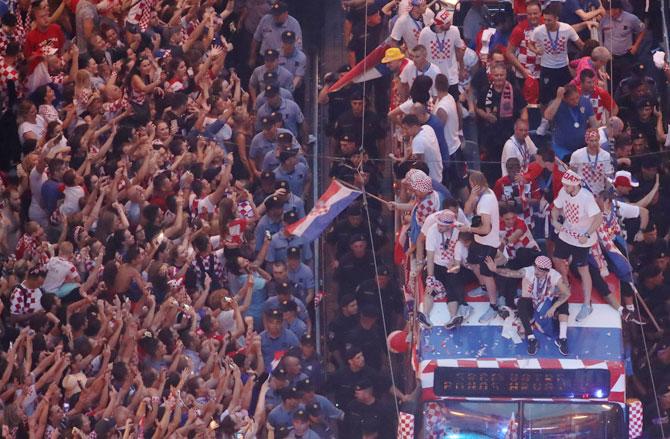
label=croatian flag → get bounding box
[328,43,390,94]
[286,181,362,242]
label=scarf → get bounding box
[527,273,552,308]
[439,227,459,265]
[486,81,514,119]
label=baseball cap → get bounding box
[266,308,283,321]
[270,1,288,15]
[260,115,276,129]
[295,378,315,392]
[344,345,362,360]
[263,70,279,85]
[301,333,316,346]
[265,195,284,210]
[360,304,379,319]
[283,210,299,224]
[271,366,288,379]
[306,402,322,416]
[275,180,290,191]
[338,293,357,307]
[264,48,279,60]
[281,30,296,44]
[280,299,298,313]
[279,386,301,400]
[264,84,280,97]
[276,282,291,294]
[279,146,298,162]
[612,170,639,188]
[293,409,309,422]
[349,233,367,245]
[347,205,363,216]
[354,377,374,391]
[277,131,294,145]
[260,171,275,181]
[381,47,405,64]
[287,246,301,259]
[377,264,391,276]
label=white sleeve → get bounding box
[399,64,412,84]
[454,28,465,48]
[476,193,496,216]
[412,135,426,155]
[454,241,465,262]
[390,17,405,41]
[616,201,640,219]
[421,213,438,235]
[553,190,566,209]
[425,226,438,252]
[585,194,601,217]
[566,24,579,42]
[527,138,538,155]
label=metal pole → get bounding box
[311,52,321,356]
[661,0,670,56]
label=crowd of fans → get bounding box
[0,0,670,436]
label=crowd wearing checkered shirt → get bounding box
[317,0,670,435]
[0,0,365,437]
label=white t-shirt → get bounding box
[520,266,563,302]
[613,200,639,219]
[433,94,461,155]
[531,23,579,69]
[43,256,78,293]
[569,147,614,196]
[399,60,441,96]
[553,187,601,247]
[474,189,500,247]
[390,12,432,51]
[61,186,85,215]
[425,224,466,267]
[501,135,537,176]
[421,208,470,236]
[18,115,47,145]
[411,125,443,182]
[418,26,465,85]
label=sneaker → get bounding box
[536,119,549,136]
[527,337,539,355]
[467,285,487,298]
[498,306,511,320]
[622,308,647,326]
[458,304,473,321]
[417,312,433,328]
[555,338,569,356]
[575,304,593,322]
[479,306,498,323]
[496,296,506,308]
[445,315,464,330]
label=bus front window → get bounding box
[522,403,624,438]
[423,401,519,438]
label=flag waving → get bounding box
[327,44,390,94]
[286,181,362,242]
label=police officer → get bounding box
[342,305,387,370]
[334,234,377,295]
[249,48,295,103]
[250,1,303,66]
[254,195,284,252]
[272,145,310,198]
[342,377,397,439]
[279,30,307,97]
[267,210,312,264]
[327,294,359,367]
[355,265,403,331]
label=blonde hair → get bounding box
[469,170,489,188]
[591,46,611,62]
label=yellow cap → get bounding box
[381,47,405,64]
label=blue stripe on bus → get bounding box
[420,326,623,362]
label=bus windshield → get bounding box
[423,401,624,438]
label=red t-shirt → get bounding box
[24,24,65,70]
[524,162,565,199]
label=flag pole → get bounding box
[628,282,662,332]
[335,178,392,206]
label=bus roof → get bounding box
[418,274,625,403]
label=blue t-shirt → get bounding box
[552,96,594,157]
[425,115,450,163]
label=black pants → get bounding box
[517,296,568,337]
[434,264,465,304]
[497,248,542,308]
[610,53,635,91]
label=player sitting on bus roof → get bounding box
[424,210,470,329]
[484,255,571,356]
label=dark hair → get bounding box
[40,293,58,311]
[538,147,556,163]
[579,68,596,82]
[402,114,421,127]
[409,75,433,104]
[434,73,450,93]
[192,233,210,252]
[543,2,562,17]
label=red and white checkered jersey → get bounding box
[500,216,539,259]
[578,85,615,123]
[509,20,541,79]
[10,283,43,316]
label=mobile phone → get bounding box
[63,402,70,412]
[265,230,272,241]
